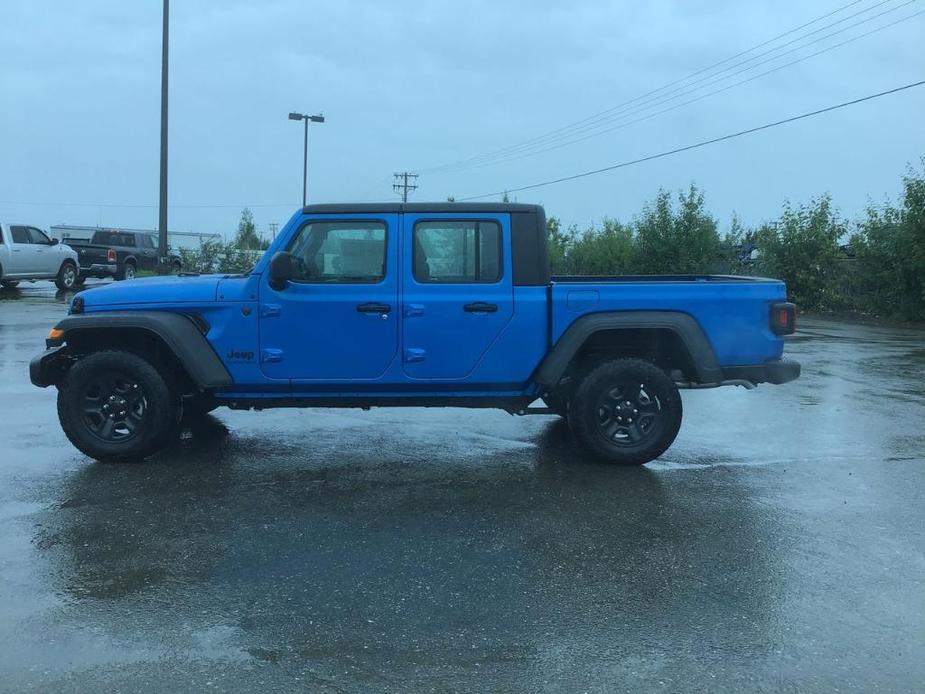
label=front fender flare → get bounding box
[34,311,232,388]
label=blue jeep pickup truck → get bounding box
[30,203,799,465]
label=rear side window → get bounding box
[288,220,387,283]
[10,226,30,244]
[413,220,501,283]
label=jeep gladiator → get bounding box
[30,203,800,464]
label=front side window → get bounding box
[288,221,387,283]
[27,227,51,244]
[413,220,501,283]
[140,235,156,249]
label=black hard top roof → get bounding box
[302,202,543,215]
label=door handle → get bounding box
[356,302,391,314]
[463,302,498,313]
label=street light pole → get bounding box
[157,0,169,272]
[302,116,308,208]
[289,112,325,207]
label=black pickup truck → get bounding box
[67,230,181,281]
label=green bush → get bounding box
[851,163,925,320]
[755,196,843,310]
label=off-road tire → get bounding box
[57,350,180,462]
[1,280,19,289]
[117,261,136,281]
[54,261,78,290]
[568,358,682,465]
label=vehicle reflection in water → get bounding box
[36,413,782,676]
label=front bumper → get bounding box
[30,345,68,387]
[721,358,801,385]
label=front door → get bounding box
[138,234,158,270]
[27,227,57,275]
[401,213,514,380]
[259,214,399,381]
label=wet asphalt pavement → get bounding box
[1,281,923,692]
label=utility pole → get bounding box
[393,172,418,203]
[157,0,169,272]
[269,222,279,241]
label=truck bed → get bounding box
[549,275,788,367]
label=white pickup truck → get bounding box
[0,223,80,290]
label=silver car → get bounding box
[0,223,79,290]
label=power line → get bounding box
[452,0,912,171]
[420,0,917,174]
[453,6,925,173]
[392,172,419,202]
[0,200,296,209]
[457,78,925,201]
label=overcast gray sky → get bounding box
[1,0,923,239]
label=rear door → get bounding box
[401,213,514,380]
[259,214,400,381]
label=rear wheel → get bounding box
[55,261,78,290]
[568,358,682,465]
[118,262,136,281]
[1,280,19,289]
[57,350,180,462]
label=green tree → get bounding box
[234,208,266,250]
[568,219,635,275]
[634,185,720,274]
[546,216,573,274]
[756,195,843,310]
[852,162,925,320]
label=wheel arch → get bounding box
[533,311,723,388]
[46,311,232,390]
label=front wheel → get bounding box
[1,280,19,289]
[568,358,682,465]
[55,261,78,290]
[57,350,180,462]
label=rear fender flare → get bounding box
[533,311,722,387]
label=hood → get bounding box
[80,275,223,308]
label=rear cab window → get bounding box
[94,232,136,247]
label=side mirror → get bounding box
[269,251,293,289]
[50,238,59,246]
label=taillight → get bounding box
[107,249,117,263]
[770,302,796,335]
